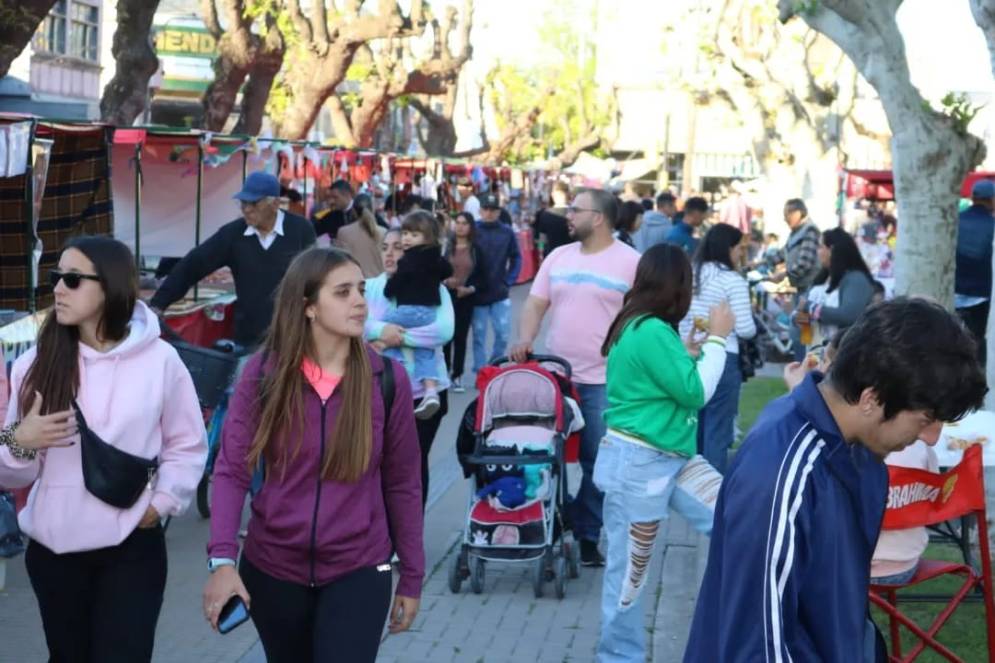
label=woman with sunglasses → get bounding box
[0,236,207,662]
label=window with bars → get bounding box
[34,0,99,63]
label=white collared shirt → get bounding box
[243,210,285,250]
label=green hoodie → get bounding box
[604,315,706,457]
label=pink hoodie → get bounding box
[0,301,207,553]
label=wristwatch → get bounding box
[208,557,236,573]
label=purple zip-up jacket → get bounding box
[208,347,425,598]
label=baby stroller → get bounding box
[450,355,582,599]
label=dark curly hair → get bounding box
[827,298,987,422]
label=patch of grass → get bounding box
[870,544,989,661]
[735,377,788,447]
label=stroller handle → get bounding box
[489,354,572,379]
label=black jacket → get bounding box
[384,245,454,306]
[150,213,316,346]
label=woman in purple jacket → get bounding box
[203,248,424,662]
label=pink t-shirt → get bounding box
[530,240,640,384]
[301,357,342,402]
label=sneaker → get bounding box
[580,540,605,567]
[414,393,440,420]
[452,377,466,393]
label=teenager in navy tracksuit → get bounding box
[684,298,987,663]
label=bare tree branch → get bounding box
[201,0,222,39]
[287,0,314,44]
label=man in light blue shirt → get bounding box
[631,192,676,252]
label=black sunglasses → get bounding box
[49,270,101,289]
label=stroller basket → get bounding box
[170,341,240,410]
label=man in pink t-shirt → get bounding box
[511,188,640,567]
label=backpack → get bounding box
[249,356,396,496]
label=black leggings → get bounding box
[25,525,167,663]
[240,555,392,663]
[444,293,475,380]
[415,389,449,509]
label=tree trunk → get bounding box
[201,32,253,132]
[99,0,162,126]
[778,0,985,308]
[411,94,458,155]
[231,25,284,135]
[274,44,360,140]
[0,0,57,79]
[970,0,995,77]
[351,95,392,148]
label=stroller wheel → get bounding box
[532,558,545,598]
[470,557,485,595]
[554,557,567,599]
[448,550,465,594]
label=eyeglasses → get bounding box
[566,206,602,216]
[50,270,101,289]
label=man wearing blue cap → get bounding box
[151,171,316,347]
[955,178,994,368]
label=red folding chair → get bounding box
[869,445,995,662]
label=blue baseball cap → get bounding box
[971,179,995,199]
[233,172,280,202]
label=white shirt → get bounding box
[679,262,757,353]
[463,195,481,221]
[243,210,285,250]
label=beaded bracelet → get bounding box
[0,423,38,461]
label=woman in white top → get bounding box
[680,224,756,474]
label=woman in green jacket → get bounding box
[593,243,733,663]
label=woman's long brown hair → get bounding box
[246,248,373,483]
[601,243,693,357]
[20,237,138,415]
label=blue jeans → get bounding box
[696,352,742,475]
[568,383,607,543]
[471,299,511,373]
[383,306,438,382]
[871,565,918,586]
[593,434,716,663]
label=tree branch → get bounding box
[313,0,330,45]
[201,0,222,39]
[287,0,314,44]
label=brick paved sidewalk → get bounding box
[375,512,706,663]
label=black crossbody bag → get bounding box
[74,401,158,509]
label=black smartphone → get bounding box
[218,595,250,634]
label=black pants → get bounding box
[444,292,475,380]
[240,555,392,663]
[415,389,448,510]
[957,300,989,369]
[25,525,167,663]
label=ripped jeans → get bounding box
[593,431,720,663]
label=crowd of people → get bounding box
[0,168,990,663]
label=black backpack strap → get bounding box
[380,356,396,422]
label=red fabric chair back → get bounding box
[882,445,985,530]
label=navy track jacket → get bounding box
[684,374,888,662]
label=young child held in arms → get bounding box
[384,212,453,419]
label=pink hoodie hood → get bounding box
[1,301,207,553]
